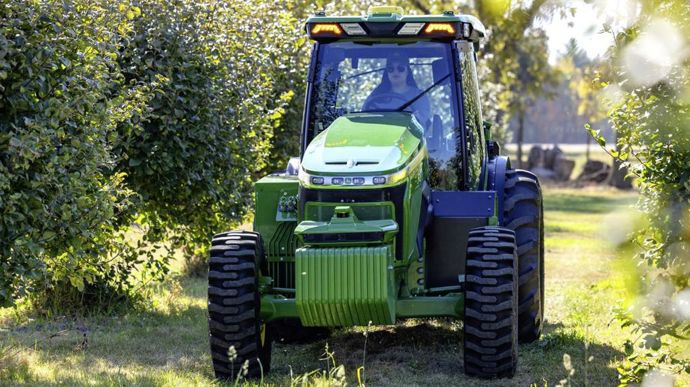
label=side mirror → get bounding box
[488,141,500,157]
[483,121,500,157]
[482,120,492,141]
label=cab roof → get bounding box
[305,6,486,43]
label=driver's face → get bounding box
[386,61,408,87]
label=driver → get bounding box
[362,53,431,128]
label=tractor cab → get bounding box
[301,6,488,191]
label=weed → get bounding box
[559,353,575,387]
[357,321,372,387]
[165,278,184,314]
[290,343,346,386]
[227,345,238,381]
[0,342,29,381]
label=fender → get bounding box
[484,155,511,225]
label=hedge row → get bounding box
[0,0,302,308]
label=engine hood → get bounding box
[301,112,423,175]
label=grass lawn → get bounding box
[3,185,683,386]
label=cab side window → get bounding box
[458,42,485,189]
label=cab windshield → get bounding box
[307,41,460,147]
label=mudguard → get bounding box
[484,155,511,224]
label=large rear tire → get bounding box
[503,169,544,343]
[208,231,272,380]
[463,226,519,378]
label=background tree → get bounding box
[114,0,299,251]
[472,0,559,164]
[509,30,558,167]
[561,39,607,161]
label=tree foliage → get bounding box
[589,0,690,383]
[114,0,299,249]
[471,0,559,160]
[0,0,300,309]
[0,0,141,307]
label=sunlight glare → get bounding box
[641,369,675,387]
[622,18,689,87]
[592,0,640,29]
[600,210,636,245]
[672,288,690,321]
[647,278,674,317]
[599,83,625,108]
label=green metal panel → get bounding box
[296,245,396,326]
[255,175,299,234]
[254,175,299,263]
[396,296,463,318]
[304,201,394,222]
[403,154,424,262]
[259,294,465,321]
[255,175,300,289]
[295,205,398,247]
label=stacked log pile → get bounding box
[522,145,632,188]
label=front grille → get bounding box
[299,183,407,259]
[304,203,394,222]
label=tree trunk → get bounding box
[585,133,591,161]
[516,110,525,168]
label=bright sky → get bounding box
[537,0,641,63]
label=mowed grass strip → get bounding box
[1,185,657,386]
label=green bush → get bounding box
[590,0,690,383]
[114,0,301,250]
[0,1,142,307]
[0,0,302,309]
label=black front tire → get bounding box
[208,231,272,380]
[463,226,519,378]
[503,169,544,343]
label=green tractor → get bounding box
[208,6,544,379]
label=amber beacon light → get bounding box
[311,23,343,35]
[424,22,456,34]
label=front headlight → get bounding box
[298,168,408,188]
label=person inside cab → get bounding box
[362,53,431,128]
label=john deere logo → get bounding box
[346,159,355,168]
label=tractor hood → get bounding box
[301,112,423,175]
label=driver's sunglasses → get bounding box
[386,65,407,73]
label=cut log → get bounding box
[553,155,575,181]
[609,159,633,189]
[544,145,563,170]
[527,146,545,170]
[578,160,611,183]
